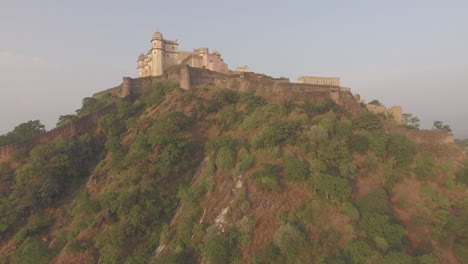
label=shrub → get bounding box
[456,160,468,184]
[414,153,436,180]
[335,121,353,139]
[252,164,281,192]
[98,113,126,138]
[316,174,351,201]
[382,252,414,264]
[284,157,310,182]
[366,131,389,159]
[273,224,310,262]
[141,81,178,106]
[253,243,282,264]
[342,202,360,221]
[148,112,194,136]
[302,99,340,116]
[240,92,266,113]
[14,213,52,243]
[154,250,196,264]
[205,136,236,157]
[217,105,239,130]
[355,188,391,215]
[344,241,381,264]
[387,134,418,167]
[212,89,240,104]
[254,120,300,148]
[349,134,369,154]
[10,237,50,264]
[199,234,234,264]
[215,146,235,171]
[238,148,254,171]
[242,116,259,129]
[360,212,406,250]
[353,112,381,131]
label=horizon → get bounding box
[1,0,467,138]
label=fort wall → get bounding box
[95,65,363,114]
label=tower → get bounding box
[151,32,165,76]
[137,53,145,77]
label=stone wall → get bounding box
[407,129,455,145]
[367,104,403,124]
[102,65,362,115]
[0,103,117,164]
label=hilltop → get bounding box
[0,66,467,264]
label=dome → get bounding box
[152,32,163,41]
[212,50,221,56]
[138,53,145,61]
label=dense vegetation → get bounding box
[0,120,45,147]
[0,82,467,264]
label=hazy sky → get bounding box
[1,0,467,137]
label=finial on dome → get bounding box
[152,31,163,41]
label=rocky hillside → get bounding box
[0,81,467,264]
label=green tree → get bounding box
[10,237,50,264]
[344,241,381,264]
[402,113,420,129]
[284,157,310,182]
[216,146,235,171]
[199,234,234,264]
[253,164,281,192]
[0,120,46,146]
[353,112,381,131]
[368,100,383,106]
[56,114,77,127]
[316,174,351,201]
[349,134,369,154]
[273,224,311,262]
[433,121,452,132]
[456,160,468,184]
[387,134,418,167]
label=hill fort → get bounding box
[108,32,402,119]
[1,31,451,164]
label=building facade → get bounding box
[297,76,341,86]
[137,32,228,77]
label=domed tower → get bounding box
[137,53,145,77]
[212,50,221,58]
[151,32,165,76]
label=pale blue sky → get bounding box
[1,0,467,137]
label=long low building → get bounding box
[297,76,340,86]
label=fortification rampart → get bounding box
[95,65,362,115]
[407,129,455,145]
[0,103,117,164]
